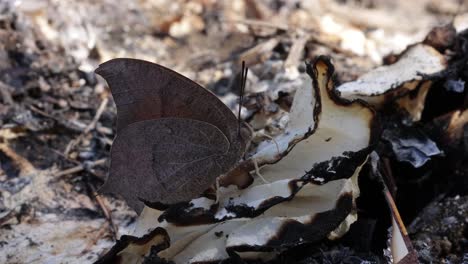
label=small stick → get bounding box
[382,157,398,196]
[28,105,56,120]
[223,18,289,32]
[253,158,269,184]
[64,97,109,155]
[53,158,106,178]
[373,154,417,262]
[84,97,109,134]
[88,183,118,240]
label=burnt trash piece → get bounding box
[382,126,441,168]
[443,79,465,93]
[95,227,170,264]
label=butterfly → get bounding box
[96,59,251,213]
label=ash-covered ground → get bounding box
[0,0,467,263]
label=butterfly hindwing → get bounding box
[100,118,229,213]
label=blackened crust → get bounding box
[226,193,354,252]
[94,227,169,264]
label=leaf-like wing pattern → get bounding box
[100,118,230,213]
[95,58,239,144]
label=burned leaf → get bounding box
[382,127,441,168]
[252,57,375,184]
[95,59,252,213]
[96,228,170,264]
[218,70,320,189]
[335,44,447,120]
[444,79,465,93]
[249,71,320,165]
[96,56,377,264]
[336,44,446,103]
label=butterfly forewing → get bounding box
[95,59,237,141]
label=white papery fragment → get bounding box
[336,44,446,106]
[257,58,374,184]
[252,73,318,164]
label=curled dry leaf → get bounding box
[96,57,377,264]
[382,127,441,168]
[94,228,170,264]
[336,44,447,121]
[248,72,320,165]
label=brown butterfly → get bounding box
[96,59,251,213]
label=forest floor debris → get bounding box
[0,0,467,263]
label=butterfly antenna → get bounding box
[238,61,248,137]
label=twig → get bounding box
[52,155,115,237]
[84,97,109,134]
[28,105,56,120]
[88,183,118,240]
[96,123,113,135]
[375,159,417,262]
[48,146,80,164]
[223,18,289,32]
[64,97,109,155]
[253,158,269,184]
[223,18,357,57]
[238,38,279,66]
[0,144,35,174]
[53,158,106,178]
[284,34,309,70]
[382,157,398,196]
